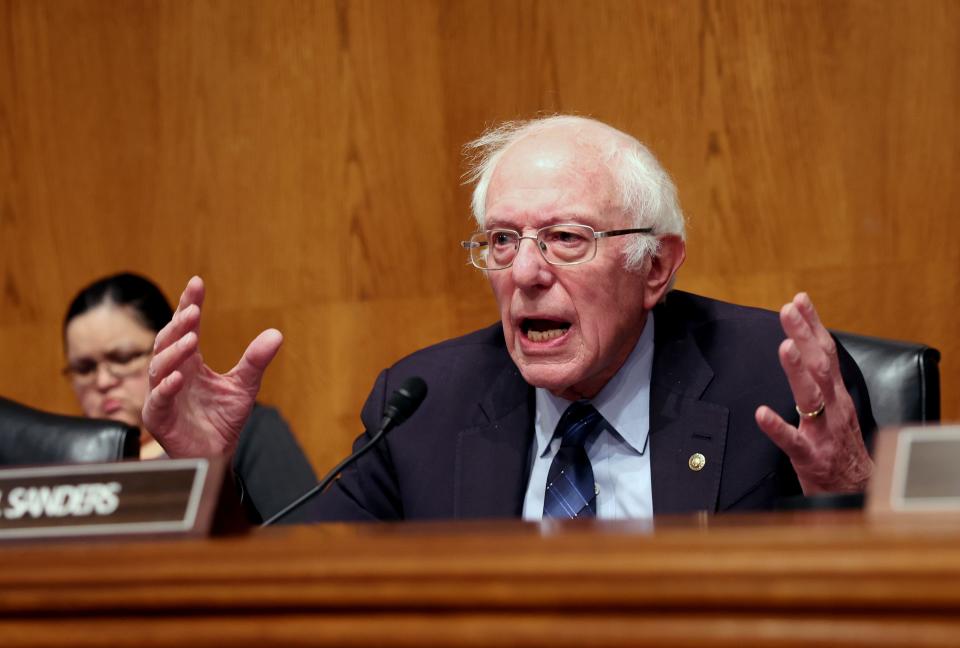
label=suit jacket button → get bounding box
[688,453,706,471]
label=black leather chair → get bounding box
[832,331,942,427]
[0,396,140,466]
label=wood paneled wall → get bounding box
[1,0,957,471]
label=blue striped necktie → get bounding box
[543,401,602,519]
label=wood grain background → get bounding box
[1,0,957,473]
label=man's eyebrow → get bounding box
[553,213,596,224]
[485,211,598,230]
[482,218,517,230]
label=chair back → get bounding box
[832,331,941,428]
[0,396,140,466]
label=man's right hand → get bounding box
[141,276,283,458]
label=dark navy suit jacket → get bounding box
[308,291,876,522]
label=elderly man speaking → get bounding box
[143,116,875,521]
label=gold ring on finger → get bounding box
[795,401,826,419]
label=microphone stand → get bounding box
[260,376,427,527]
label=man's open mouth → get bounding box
[521,318,571,342]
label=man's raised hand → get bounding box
[755,292,873,494]
[141,276,283,458]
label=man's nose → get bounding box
[510,236,552,286]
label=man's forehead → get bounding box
[485,131,617,221]
[494,128,607,174]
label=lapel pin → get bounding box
[688,453,706,471]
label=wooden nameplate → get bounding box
[0,456,246,542]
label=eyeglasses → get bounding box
[460,223,654,270]
[62,347,153,384]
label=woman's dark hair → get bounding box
[63,272,174,337]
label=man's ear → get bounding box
[642,235,686,310]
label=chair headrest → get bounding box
[0,396,141,466]
[832,331,941,428]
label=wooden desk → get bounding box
[2,511,960,646]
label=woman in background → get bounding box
[62,272,317,523]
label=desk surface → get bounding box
[3,511,960,647]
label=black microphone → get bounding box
[261,376,427,526]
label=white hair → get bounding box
[463,115,686,270]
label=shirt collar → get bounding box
[534,312,655,457]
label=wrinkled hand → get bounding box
[141,276,283,458]
[755,293,873,494]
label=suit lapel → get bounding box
[649,317,729,515]
[449,305,733,518]
[453,362,534,519]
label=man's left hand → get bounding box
[755,292,874,494]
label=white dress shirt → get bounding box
[522,313,654,520]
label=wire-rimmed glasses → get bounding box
[460,223,653,270]
[62,347,153,385]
